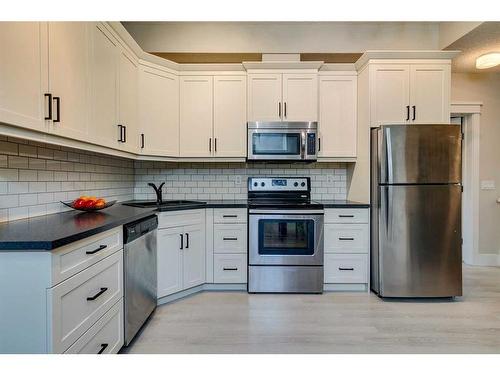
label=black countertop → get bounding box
[0,199,369,251]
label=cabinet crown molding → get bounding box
[355,50,461,70]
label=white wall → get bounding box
[123,22,440,53]
[451,72,500,256]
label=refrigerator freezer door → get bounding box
[378,184,462,297]
[379,124,462,184]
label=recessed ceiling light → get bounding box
[476,52,500,69]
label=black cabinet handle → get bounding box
[339,267,354,271]
[87,287,108,301]
[223,215,238,218]
[223,267,238,271]
[53,97,61,123]
[117,125,123,142]
[406,105,410,121]
[338,215,354,218]
[412,105,416,121]
[123,125,127,143]
[223,237,238,241]
[284,102,287,118]
[338,237,354,241]
[214,138,217,152]
[185,233,189,249]
[44,93,52,120]
[141,133,145,149]
[318,138,321,152]
[278,102,281,118]
[97,343,108,354]
[209,138,212,152]
[86,244,107,255]
[180,234,183,250]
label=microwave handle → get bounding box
[301,131,307,159]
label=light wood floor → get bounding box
[123,265,500,354]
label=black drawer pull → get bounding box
[338,237,354,241]
[86,244,107,255]
[222,215,238,218]
[185,233,189,249]
[223,267,238,271]
[87,287,108,301]
[338,215,354,218]
[339,267,354,271]
[98,343,108,354]
[223,237,238,241]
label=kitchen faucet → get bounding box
[148,182,165,205]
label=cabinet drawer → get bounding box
[158,209,204,229]
[324,254,368,284]
[325,208,369,224]
[213,224,247,254]
[51,228,122,286]
[213,208,247,224]
[214,254,247,283]
[324,224,369,253]
[48,250,123,353]
[64,299,123,354]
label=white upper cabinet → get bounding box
[139,66,179,156]
[213,76,247,157]
[282,73,318,121]
[248,72,318,122]
[247,74,282,121]
[369,62,451,126]
[89,23,119,149]
[319,75,357,158]
[179,76,214,157]
[0,22,48,132]
[118,49,139,152]
[409,64,451,124]
[48,22,91,140]
[370,64,410,126]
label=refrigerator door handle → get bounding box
[385,128,394,184]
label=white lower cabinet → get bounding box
[214,254,247,284]
[157,210,206,298]
[324,254,368,284]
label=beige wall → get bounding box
[123,22,439,53]
[451,72,500,255]
[438,22,482,49]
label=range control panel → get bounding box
[248,177,310,192]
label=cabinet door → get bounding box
[247,74,282,122]
[410,64,451,124]
[370,64,410,126]
[48,22,91,140]
[118,49,139,152]
[157,227,184,298]
[182,224,205,289]
[213,76,247,157]
[282,73,318,121]
[139,66,179,156]
[0,22,48,132]
[179,76,213,157]
[89,23,119,149]
[318,75,357,157]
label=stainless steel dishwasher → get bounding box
[123,215,158,346]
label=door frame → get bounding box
[450,101,482,265]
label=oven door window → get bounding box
[258,219,315,255]
[252,133,301,156]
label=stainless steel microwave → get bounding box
[247,122,318,161]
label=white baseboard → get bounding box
[470,253,500,266]
[157,283,247,306]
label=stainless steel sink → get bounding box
[122,200,205,208]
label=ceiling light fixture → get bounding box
[476,52,500,69]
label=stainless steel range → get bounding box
[247,177,324,293]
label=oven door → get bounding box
[248,128,308,161]
[249,210,324,266]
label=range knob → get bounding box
[261,182,265,187]
[301,182,306,187]
[253,182,258,187]
[294,182,299,187]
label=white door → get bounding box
[182,224,206,289]
[179,76,213,157]
[370,64,410,126]
[139,66,179,156]
[157,227,184,298]
[89,23,119,149]
[247,73,282,122]
[48,22,91,140]
[213,75,247,157]
[410,64,451,124]
[118,49,139,152]
[318,75,357,157]
[0,22,48,132]
[282,73,318,121]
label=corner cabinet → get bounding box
[248,72,318,122]
[369,62,450,125]
[318,74,357,158]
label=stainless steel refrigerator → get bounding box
[370,124,463,298]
